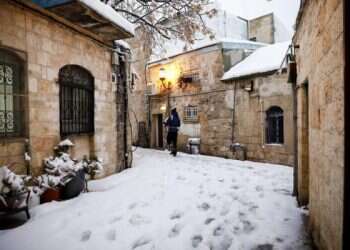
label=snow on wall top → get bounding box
[149,38,266,65]
[79,0,135,36]
[221,41,290,81]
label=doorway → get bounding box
[298,82,309,206]
[151,114,164,149]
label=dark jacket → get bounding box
[165,110,181,133]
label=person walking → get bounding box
[164,108,181,156]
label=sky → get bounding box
[216,0,301,33]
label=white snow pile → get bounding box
[0,149,311,250]
[221,41,291,81]
[115,40,131,50]
[79,0,135,35]
[57,139,74,147]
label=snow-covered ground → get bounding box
[0,149,311,250]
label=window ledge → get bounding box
[264,143,284,147]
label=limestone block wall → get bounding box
[127,29,150,146]
[0,2,118,176]
[294,0,344,249]
[147,45,235,156]
[248,13,275,44]
[229,74,294,166]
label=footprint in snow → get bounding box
[109,216,123,224]
[129,202,138,210]
[230,185,240,190]
[213,225,225,236]
[205,218,215,225]
[209,193,217,198]
[106,229,116,241]
[132,236,153,249]
[218,178,225,183]
[176,176,186,181]
[191,235,203,248]
[129,214,151,226]
[168,223,183,238]
[169,210,183,220]
[249,205,259,212]
[198,202,210,211]
[252,243,274,250]
[242,220,255,234]
[80,230,91,242]
[255,186,264,192]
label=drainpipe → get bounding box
[343,0,349,248]
[231,81,237,143]
[287,44,299,197]
[113,44,131,171]
[292,79,298,197]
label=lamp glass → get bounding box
[159,68,166,80]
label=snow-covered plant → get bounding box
[0,166,30,209]
[0,166,26,195]
[33,174,63,190]
[83,158,104,179]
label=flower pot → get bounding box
[40,188,60,204]
[60,169,85,200]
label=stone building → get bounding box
[144,39,294,166]
[222,42,294,166]
[145,39,264,157]
[0,0,134,176]
[293,0,346,249]
[128,10,291,149]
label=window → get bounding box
[266,106,284,144]
[59,65,94,136]
[0,49,25,138]
[184,105,199,123]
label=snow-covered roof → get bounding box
[221,41,291,81]
[79,0,135,36]
[149,38,266,65]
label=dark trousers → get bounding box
[167,131,178,153]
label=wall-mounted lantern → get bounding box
[244,80,254,92]
[159,67,172,90]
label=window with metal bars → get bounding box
[0,49,25,138]
[265,106,284,144]
[184,105,199,123]
[59,65,94,136]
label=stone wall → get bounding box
[248,13,275,44]
[146,43,293,165]
[0,1,119,176]
[147,44,234,156]
[127,29,150,147]
[228,73,294,166]
[294,0,344,249]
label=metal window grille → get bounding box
[184,105,198,123]
[0,49,25,138]
[59,65,94,136]
[265,106,284,144]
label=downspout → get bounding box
[124,56,129,170]
[113,44,131,171]
[231,81,237,143]
[292,76,298,197]
[343,0,349,248]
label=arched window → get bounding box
[266,106,284,144]
[0,49,25,137]
[59,65,94,135]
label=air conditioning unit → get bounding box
[146,83,157,95]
